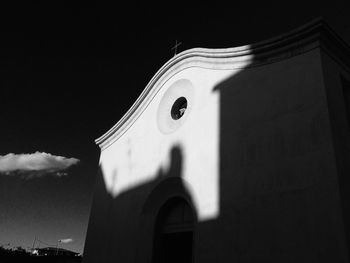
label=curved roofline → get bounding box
[95,17,350,150]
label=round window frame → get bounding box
[156,79,194,134]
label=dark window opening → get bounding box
[171,97,187,120]
[153,197,194,263]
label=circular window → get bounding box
[157,79,194,134]
[171,97,187,120]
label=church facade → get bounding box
[83,19,350,262]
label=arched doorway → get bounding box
[153,197,195,263]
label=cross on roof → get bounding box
[171,40,182,56]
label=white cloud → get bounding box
[59,238,73,244]
[0,152,80,178]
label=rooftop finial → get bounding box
[171,40,182,56]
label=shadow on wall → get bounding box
[83,146,199,263]
[84,44,350,262]
[214,49,349,262]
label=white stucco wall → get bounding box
[99,65,250,221]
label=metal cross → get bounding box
[171,40,182,56]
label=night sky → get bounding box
[0,0,348,255]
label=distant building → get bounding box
[33,247,79,257]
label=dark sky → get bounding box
[0,0,348,255]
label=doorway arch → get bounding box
[153,197,195,263]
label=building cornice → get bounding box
[96,17,350,150]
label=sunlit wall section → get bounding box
[99,60,251,221]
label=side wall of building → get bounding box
[204,48,348,263]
